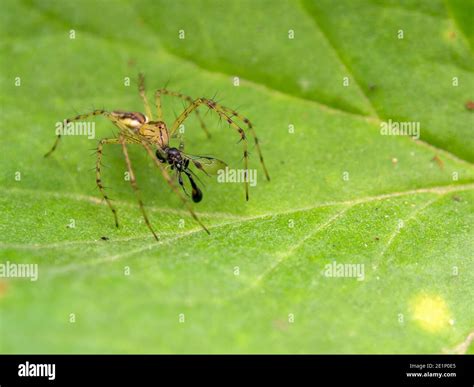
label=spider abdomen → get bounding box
[111,111,148,130]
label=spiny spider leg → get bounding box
[141,141,210,234]
[45,75,270,241]
[170,98,251,200]
[219,105,270,181]
[155,88,211,138]
[45,109,145,232]
[96,137,121,228]
[138,73,153,120]
[119,135,159,241]
[44,109,113,157]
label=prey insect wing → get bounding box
[182,153,227,176]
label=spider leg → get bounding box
[141,141,210,234]
[138,73,153,120]
[119,135,159,241]
[96,137,121,228]
[154,89,211,138]
[44,133,62,158]
[170,98,251,200]
[44,110,119,157]
[219,105,270,181]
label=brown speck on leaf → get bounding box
[0,280,8,297]
[465,100,474,110]
[449,31,456,39]
[431,154,444,170]
[127,58,136,68]
[374,236,380,241]
[273,319,289,332]
[101,236,109,241]
[452,195,462,202]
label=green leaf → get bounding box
[0,0,473,353]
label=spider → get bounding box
[44,74,270,241]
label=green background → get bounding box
[0,0,473,353]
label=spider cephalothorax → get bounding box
[45,74,270,241]
[111,111,170,148]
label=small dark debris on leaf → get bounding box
[374,236,380,241]
[100,236,109,241]
[465,101,474,110]
[452,195,462,202]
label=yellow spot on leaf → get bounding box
[410,294,451,333]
